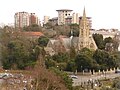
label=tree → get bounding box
[0,28,39,69]
[50,67,73,90]
[23,24,42,32]
[52,53,69,63]
[69,46,76,59]
[43,22,54,29]
[75,54,97,71]
[38,36,49,47]
[93,49,118,70]
[113,40,119,51]
[110,52,120,68]
[69,23,79,37]
[30,54,68,90]
[104,37,113,44]
[93,34,104,49]
[2,40,31,69]
[79,47,94,57]
[66,60,77,72]
[45,55,56,69]
[54,25,71,36]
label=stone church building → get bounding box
[45,8,97,56]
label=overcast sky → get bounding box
[0,0,120,29]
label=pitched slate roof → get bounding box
[71,37,79,47]
[61,38,71,49]
[22,31,44,37]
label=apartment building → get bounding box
[14,12,29,29]
[29,13,39,26]
[43,16,50,24]
[15,12,39,29]
[72,13,80,24]
[56,9,73,25]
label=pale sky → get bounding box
[1,0,120,29]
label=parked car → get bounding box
[115,70,120,73]
[70,75,78,79]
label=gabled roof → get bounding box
[71,37,79,47]
[61,38,71,49]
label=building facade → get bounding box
[56,9,73,25]
[15,12,39,29]
[43,16,50,24]
[14,12,29,29]
[29,13,39,26]
[47,10,92,28]
[72,13,80,24]
[78,8,97,50]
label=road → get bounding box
[72,73,120,86]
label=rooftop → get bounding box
[22,31,44,36]
[56,9,73,11]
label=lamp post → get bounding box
[105,70,106,79]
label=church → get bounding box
[45,8,97,56]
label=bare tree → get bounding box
[30,54,67,90]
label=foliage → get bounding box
[75,53,97,71]
[79,47,94,57]
[45,56,56,69]
[110,52,120,68]
[66,60,77,72]
[2,39,38,69]
[93,33,105,49]
[0,29,39,69]
[52,52,69,63]
[23,24,42,32]
[38,36,49,47]
[31,55,68,90]
[50,67,73,90]
[69,46,77,59]
[93,49,118,70]
[42,29,57,38]
[112,39,119,51]
[53,25,71,36]
[104,37,113,44]
[32,67,67,90]
[45,52,70,71]
[69,24,79,37]
[0,26,120,76]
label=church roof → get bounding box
[71,37,79,47]
[61,38,71,49]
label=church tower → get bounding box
[78,7,97,50]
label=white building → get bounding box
[90,30,118,39]
[56,9,73,25]
[14,12,29,28]
[43,16,50,24]
[72,13,80,24]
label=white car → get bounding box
[70,75,78,79]
[115,70,120,73]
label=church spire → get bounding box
[83,7,86,16]
[82,6,86,20]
